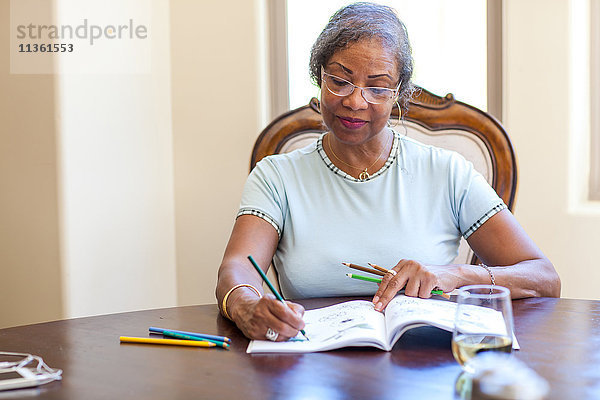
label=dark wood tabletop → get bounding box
[0,297,599,399]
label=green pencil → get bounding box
[345,273,451,299]
[247,255,309,341]
[162,330,230,349]
[346,273,382,283]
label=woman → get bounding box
[215,2,560,342]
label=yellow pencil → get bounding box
[119,336,216,347]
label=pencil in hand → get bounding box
[342,262,386,276]
[367,263,391,274]
[346,273,382,283]
[247,255,310,341]
[345,273,451,299]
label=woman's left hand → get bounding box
[371,259,461,311]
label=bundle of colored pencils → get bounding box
[342,262,451,299]
[119,327,231,349]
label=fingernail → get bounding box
[375,302,383,311]
[372,296,379,304]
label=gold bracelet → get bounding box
[221,284,262,321]
[479,263,495,293]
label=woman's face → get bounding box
[320,39,399,146]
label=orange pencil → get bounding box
[346,263,452,300]
[367,263,391,274]
[342,262,386,276]
[368,263,451,299]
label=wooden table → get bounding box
[0,297,598,399]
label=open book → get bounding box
[247,296,518,353]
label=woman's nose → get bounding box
[342,87,369,110]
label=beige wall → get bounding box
[1,0,179,328]
[56,0,178,318]
[170,0,266,306]
[504,0,600,299]
[0,0,64,328]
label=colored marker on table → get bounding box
[345,273,451,299]
[149,327,231,343]
[119,336,216,348]
[162,330,229,349]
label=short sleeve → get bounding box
[448,153,507,239]
[237,158,288,237]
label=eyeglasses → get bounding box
[321,67,401,105]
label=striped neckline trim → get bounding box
[317,130,400,182]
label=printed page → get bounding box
[383,296,457,345]
[247,300,387,353]
[453,302,519,349]
[383,296,518,349]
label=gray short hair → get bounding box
[309,2,415,113]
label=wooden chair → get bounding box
[250,87,518,267]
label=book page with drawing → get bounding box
[246,296,516,353]
[382,296,516,351]
[247,300,387,353]
[383,296,458,349]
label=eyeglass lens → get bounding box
[323,73,396,104]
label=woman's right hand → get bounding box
[230,293,305,341]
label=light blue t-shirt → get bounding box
[238,132,505,299]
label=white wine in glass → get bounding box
[452,285,513,372]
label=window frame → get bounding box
[589,0,600,200]
[266,0,289,121]
[268,0,503,121]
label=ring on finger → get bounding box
[265,328,279,341]
[386,269,397,276]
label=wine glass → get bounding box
[452,285,513,372]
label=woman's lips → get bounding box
[338,116,367,129]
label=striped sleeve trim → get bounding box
[236,208,282,238]
[463,203,507,239]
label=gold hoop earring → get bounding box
[388,100,401,128]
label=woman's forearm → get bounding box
[457,258,560,298]
[216,258,265,319]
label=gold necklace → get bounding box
[326,132,391,180]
